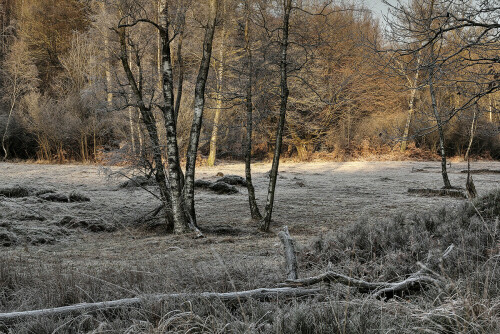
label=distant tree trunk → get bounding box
[400,56,420,152]
[260,0,292,232]
[2,82,17,160]
[244,0,262,220]
[488,96,493,123]
[128,107,136,153]
[184,0,219,223]
[429,70,452,189]
[100,1,113,110]
[207,0,227,167]
[465,105,478,161]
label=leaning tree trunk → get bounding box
[119,25,174,230]
[260,0,292,232]
[429,71,452,189]
[184,0,219,223]
[244,0,262,220]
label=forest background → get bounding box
[0,0,498,164]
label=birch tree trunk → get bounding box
[244,0,262,220]
[207,0,226,167]
[184,0,219,222]
[174,24,185,121]
[158,2,201,236]
[260,0,292,232]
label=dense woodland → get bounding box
[0,0,498,164]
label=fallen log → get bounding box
[282,245,454,299]
[0,287,319,324]
[460,169,500,174]
[408,188,466,199]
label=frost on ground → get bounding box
[0,161,499,249]
[0,160,499,331]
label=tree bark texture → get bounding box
[159,3,201,236]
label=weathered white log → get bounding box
[0,287,319,324]
[278,226,298,280]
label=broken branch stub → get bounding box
[278,226,298,280]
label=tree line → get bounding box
[1,0,497,164]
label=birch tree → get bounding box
[117,0,218,234]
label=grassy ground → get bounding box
[0,161,499,333]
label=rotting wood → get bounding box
[408,188,466,198]
[0,287,319,324]
[278,226,298,280]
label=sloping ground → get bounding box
[0,161,499,333]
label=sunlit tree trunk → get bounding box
[400,55,420,152]
[260,0,292,232]
[207,0,227,167]
[184,0,219,223]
